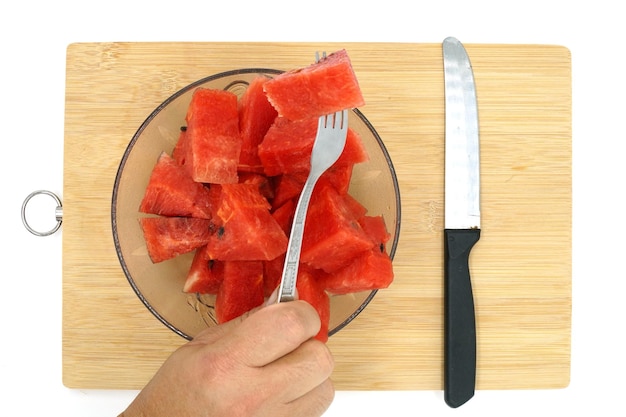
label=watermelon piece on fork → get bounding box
[263,49,365,121]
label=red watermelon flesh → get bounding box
[258,116,368,177]
[270,164,352,211]
[300,184,374,272]
[215,260,264,323]
[238,171,275,201]
[139,217,213,263]
[238,76,278,173]
[183,248,225,294]
[271,199,295,236]
[320,246,394,295]
[184,88,241,184]
[262,256,284,298]
[341,192,369,220]
[359,215,391,250]
[317,163,354,195]
[139,152,214,219]
[271,172,308,210]
[216,182,271,216]
[263,49,365,121]
[205,183,288,261]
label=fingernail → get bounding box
[265,286,300,306]
[264,287,279,306]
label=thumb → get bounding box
[190,286,282,346]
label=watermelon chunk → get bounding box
[139,152,214,219]
[271,199,295,236]
[359,215,391,250]
[317,163,354,195]
[300,184,374,272]
[139,217,213,263]
[320,246,394,295]
[215,260,264,323]
[263,49,365,121]
[184,88,241,184]
[238,76,278,173]
[205,183,288,261]
[258,116,368,177]
[183,248,224,294]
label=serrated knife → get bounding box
[442,36,481,408]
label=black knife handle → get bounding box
[444,228,480,408]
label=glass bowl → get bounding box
[112,68,401,340]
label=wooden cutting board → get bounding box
[62,42,571,390]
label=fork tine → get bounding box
[328,112,336,128]
[315,51,327,64]
[328,109,346,129]
[335,109,347,129]
[318,110,345,131]
[340,109,348,129]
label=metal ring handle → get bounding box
[21,190,63,237]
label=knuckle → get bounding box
[275,302,319,343]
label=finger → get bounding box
[261,338,334,403]
[282,378,335,417]
[218,300,321,367]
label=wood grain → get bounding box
[62,42,571,390]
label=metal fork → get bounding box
[276,108,349,303]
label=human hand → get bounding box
[120,300,334,417]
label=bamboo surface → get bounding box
[62,42,571,390]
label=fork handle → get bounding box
[277,177,319,303]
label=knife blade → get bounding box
[442,36,481,408]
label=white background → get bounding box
[3,1,623,415]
